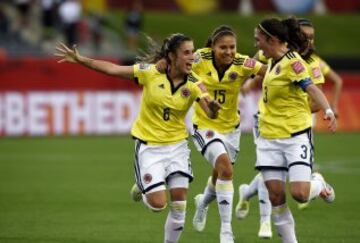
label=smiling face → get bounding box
[254,27,273,59]
[170,40,195,75]
[212,34,236,67]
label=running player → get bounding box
[189,25,266,243]
[54,33,220,243]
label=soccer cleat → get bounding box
[297,201,310,210]
[130,183,142,202]
[258,221,272,239]
[192,194,209,232]
[220,230,235,243]
[312,172,335,203]
[235,184,250,219]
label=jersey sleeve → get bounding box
[256,50,269,64]
[288,59,311,82]
[241,56,263,76]
[189,71,209,100]
[319,58,331,76]
[133,63,154,86]
[311,65,325,85]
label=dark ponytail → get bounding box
[258,17,307,52]
[281,17,308,53]
[205,25,236,47]
[137,33,192,64]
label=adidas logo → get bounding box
[207,71,211,76]
[158,84,165,89]
[174,226,184,231]
[219,200,230,205]
[259,199,266,204]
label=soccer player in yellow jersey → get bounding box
[298,18,343,117]
[252,17,337,243]
[189,25,266,243]
[55,33,220,243]
[236,17,344,238]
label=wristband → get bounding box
[325,108,334,117]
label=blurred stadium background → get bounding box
[1,0,360,242]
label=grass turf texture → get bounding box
[0,133,359,242]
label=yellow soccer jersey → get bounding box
[319,56,331,76]
[132,63,207,145]
[256,50,269,64]
[259,51,312,139]
[302,53,325,85]
[192,47,262,133]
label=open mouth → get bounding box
[185,63,192,69]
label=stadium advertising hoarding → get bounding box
[0,58,359,136]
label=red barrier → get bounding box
[0,58,359,136]
[0,58,140,91]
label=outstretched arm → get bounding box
[55,42,134,80]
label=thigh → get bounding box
[283,133,312,181]
[192,128,228,167]
[134,141,166,194]
[166,141,193,181]
[224,125,241,163]
[256,137,286,170]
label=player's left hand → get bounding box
[324,109,337,132]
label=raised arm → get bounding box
[305,83,337,132]
[55,42,134,80]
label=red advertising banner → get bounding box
[0,58,359,136]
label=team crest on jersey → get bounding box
[275,65,281,75]
[181,87,190,98]
[194,52,201,64]
[244,58,256,68]
[312,67,321,78]
[206,130,214,139]
[139,63,151,71]
[291,61,305,74]
[228,71,238,81]
[143,173,152,184]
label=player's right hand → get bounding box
[54,42,80,64]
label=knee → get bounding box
[215,155,233,179]
[291,188,309,203]
[146,197,167,212]
[268,190,285,206]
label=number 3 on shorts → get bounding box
[299,144,308,159]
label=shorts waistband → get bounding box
[132,136,148,145]
[291,127,311,137]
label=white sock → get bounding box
[308,177,324,201]
[216,179,234,232]
[164,201,186,243]
[258,178,271,224]
[272,204,297,243]
[201,177,217,207]
[243,173,261,200]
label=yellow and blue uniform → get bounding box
[192,47,262,133]
[302,53,325,85]
[259,51,312,139]
[132,63,207,145]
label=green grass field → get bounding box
[1,133,359,242]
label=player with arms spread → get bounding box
[55,33,220,243]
